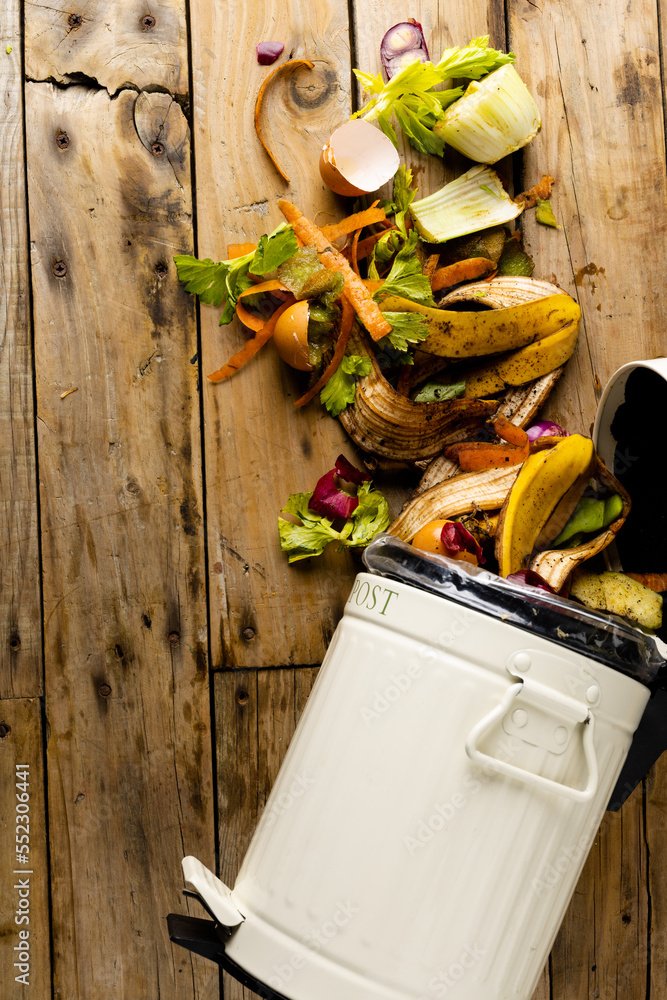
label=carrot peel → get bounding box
[254,60,314,183]
[207,297,295,383]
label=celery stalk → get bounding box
[409,165,523,243]
[434,65,541,164]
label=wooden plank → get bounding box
[0,699,50,999]
[508,0,667,434]
[647,756,667,999]
[190,0,361,670]
[24,0,188,94]
[0,3,41,697]
[550,785,648,1000]
[215,667,318,999]
[24,83,216,999]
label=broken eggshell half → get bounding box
[319,119,400,197]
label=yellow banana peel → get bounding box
[495,435,595,576]
[463,319,580,397]
[379,293,581,359]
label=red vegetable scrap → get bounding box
[526,420,567,441]
[308,455,370,520]
[334,453,371,485]
[441,522,485,565]
[380,19,429,79]
[257,41,285,65]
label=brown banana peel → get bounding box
[495,435,595,577]
[378,293,581,359]
[529,459,632,592]
[439,276,563,310]
[389,466,520,542]
[338,327,496,461]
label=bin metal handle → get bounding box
[465,682,599,803]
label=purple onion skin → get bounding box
[381,20,429,80]
[526,420,567,442]
[257,41,284,66]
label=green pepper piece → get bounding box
[553,494,623,547]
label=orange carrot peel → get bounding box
[294,297,355,407]
[444,416,529,471]
[278,199,392,341]
[207,297,295,383]
[227,242,258,259]
[319,203,386,242]
[235,279,289,332]
[431,257,495,292]
[254,60,314,183]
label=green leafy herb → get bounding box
[378,312,430,353]
[353,36,515,155]
[279,481,390,562]
[174,225,297,325]
[373,232,435,306]
[320,355,372,417]
[496,237,535,277]
[535,198,561,229]
[414,380,466,403]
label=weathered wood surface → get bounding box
[190,0,359,670]
[0,3,41,698]
[0,700,51,999]
[24,83,215,998]
[215,667,319,1000]
[4,2,667,999]
[25,0,188,94]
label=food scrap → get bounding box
[254,58,314,182]
[279,456,389,562]
[60,387,78,399]
[256,41,284,65]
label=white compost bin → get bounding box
[169,360,667,1000]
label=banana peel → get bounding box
[379,293,580,359]
[339,327,496,461]
[463,319,580,397]
[495,435,595,577]
[389,466,520,542]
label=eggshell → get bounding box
[319,119,400,197]
[273,300,313,372]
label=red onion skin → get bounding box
[256,41,284,65]
[526,420,567,442]
[380,20,430,80]
[440,521,485,565]
[334,454,370,485]
[308,470,358,520]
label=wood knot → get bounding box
[9,635,21,652]
[0,722,11,738]
[155,261,168,277]
[289,63,337,110]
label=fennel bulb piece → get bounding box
[410,165,523,243]
[434,64,541,164]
